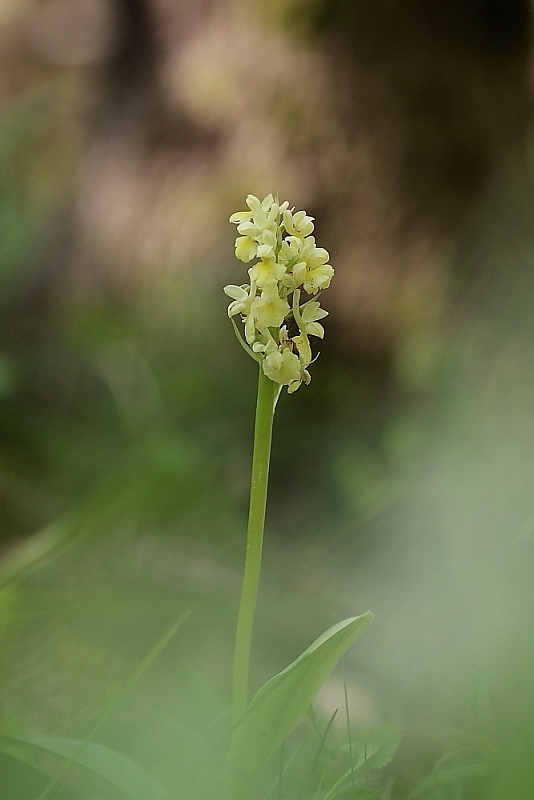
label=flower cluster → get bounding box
[224,194,333,393]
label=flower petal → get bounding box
[224,285,248,300]
[235,236,257,262]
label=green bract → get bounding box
[225,194,334,393]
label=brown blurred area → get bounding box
[3,0,532,356]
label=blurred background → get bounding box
[2,0,534,797]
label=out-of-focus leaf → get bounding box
[322,724,401,800]
[227,612,373,800]
[0,734,173,800]
[0,750,79,800]
[351,723,401,770]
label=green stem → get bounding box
[232,366,278,725]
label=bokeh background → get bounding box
[2,0,534,797]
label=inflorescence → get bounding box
[224,194,334,393]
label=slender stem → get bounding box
[232,366,278,724]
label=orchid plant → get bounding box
[223,195,375,800]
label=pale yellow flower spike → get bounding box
[225,194,333,392]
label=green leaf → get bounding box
[406,763,490,799]
[321,724,401,800]
[0,750,80,800]
[0,734,173,800]
[351,724,401,771]
[0,613,187,800]
[226,612,373,800]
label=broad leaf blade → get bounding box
[227,612,373,799]
[0,734,173,800]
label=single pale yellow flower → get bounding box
[251,284,290,329]
[248,257,285,288]
[283,208,314,238]
[224,283,255,317]
[262,340,302,386]
[303,263,334,293]
[299,299,328,338]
